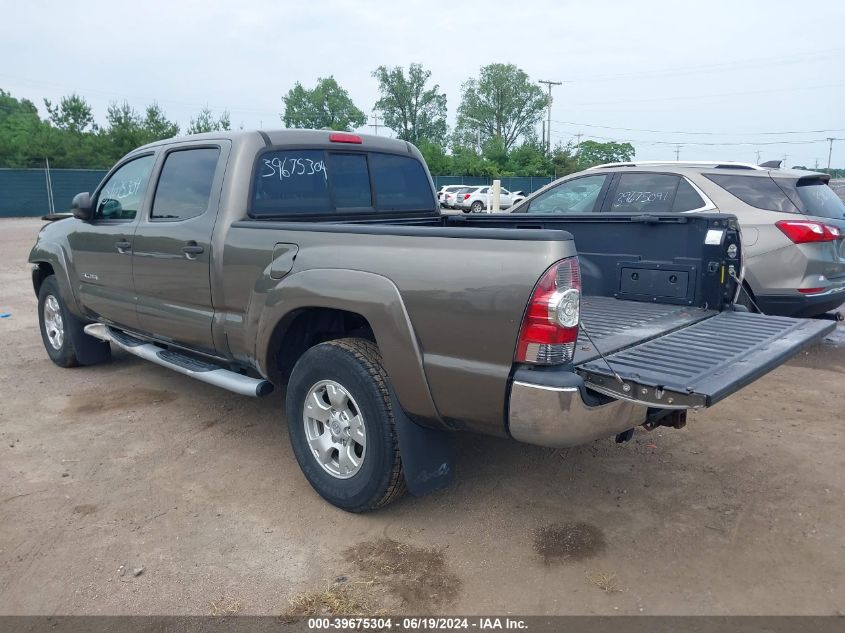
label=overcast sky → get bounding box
[1,0,843,167]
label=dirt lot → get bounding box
[1,217,844,616]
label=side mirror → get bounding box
[71,192,93,221]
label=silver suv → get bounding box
[509,161,845,317]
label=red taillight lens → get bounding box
[329,132,362,144]
[798,287,825,294]
[463,194,471,200]
[515,257,581,365]
[775,220,840,244]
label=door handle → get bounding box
[115,240,131,253]
[181,242,204,258]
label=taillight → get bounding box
[463,194,471,200]
[775,220,840,244]
[515,257,581,365]
[329,132,362,144]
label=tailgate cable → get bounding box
[579,323,625,385]
[729,268,766,315]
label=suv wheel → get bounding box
[285,338,406,512]
[470,200,484,213]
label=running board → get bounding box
[83,323,273,397]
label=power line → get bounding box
[548,129,839,147]
[549,119,845,137]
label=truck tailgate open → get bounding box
[576,311,835,408]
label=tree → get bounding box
[187,107,231,135]
[140,103,179,143]
[0,90,47,167]
[455,64,548,152]
[104,101,144,157]
[576,140,635,168]
[44,93,96,134]
[282,76,366,131]
[372,64,447,145]
[417,141,451,175]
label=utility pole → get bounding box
[369,110,383,136]
[827,137,836,170]
[674,144,682,161]
[575,132,583,153]
[755,149,761,165]
[538,79,562,153]
[782,154,789,169]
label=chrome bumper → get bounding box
[508,380,649,448]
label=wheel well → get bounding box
[268,308,375,386]
[32,262,55,296]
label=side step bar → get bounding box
[83,324,273,397]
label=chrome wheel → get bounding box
[302,380,367,479]
[43,294,64,350]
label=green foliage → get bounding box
[417,141,450,176]
[455,64,548,152]
[0,89,182,169]
[44,93,96,135]
[187,107,231,134]
[282,76,366,131]
[576,140,635,168]
[372,63,447,145]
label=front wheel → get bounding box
[285,338,406,512]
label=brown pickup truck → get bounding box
[28,130,834,511]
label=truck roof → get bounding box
[136,129,414,155]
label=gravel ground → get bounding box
[1,217,844,616]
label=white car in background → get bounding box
[438,185,468,208]
[455,186,519,213]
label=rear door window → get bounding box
[672,178,706,212]
[704,174,799,213]
[152,148,220,221]
[369,152,435,211]
[609,173,680,213]
[523,175,608,214]
[794,180,845,220]
[252,150,330,215]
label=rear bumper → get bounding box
[755,287,845,318]
[507,371,648,448]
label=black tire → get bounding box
[37,275,81,367]
[285,338,406,512]
[37,275,111,368]
[470,200,484,213]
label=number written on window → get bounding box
[261,156,326,180]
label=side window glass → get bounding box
[610,174,680,213]
[251,150,330,215]
[527,175,607,214]
[95,155,155,221]
[672,178,706,212]
[152,148,220,221]
[327,153,372,208]
[704,174,799,213]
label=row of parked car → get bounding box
[438,184,526,212]
[440,161,845,319]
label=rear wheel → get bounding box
[285,338,406,512]
[470,200,484,213]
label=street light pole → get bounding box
[538,80,562,153]
[827,137,836,170]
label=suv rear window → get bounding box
[704,174,799,213]
[793,180,845,220]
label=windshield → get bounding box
[794,180,845,220]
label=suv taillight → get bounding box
[515,257,581,365]
[776,220,841,244]
[463,193,471,200]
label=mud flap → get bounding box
[65,312,111,365]
[390,386,454,496]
